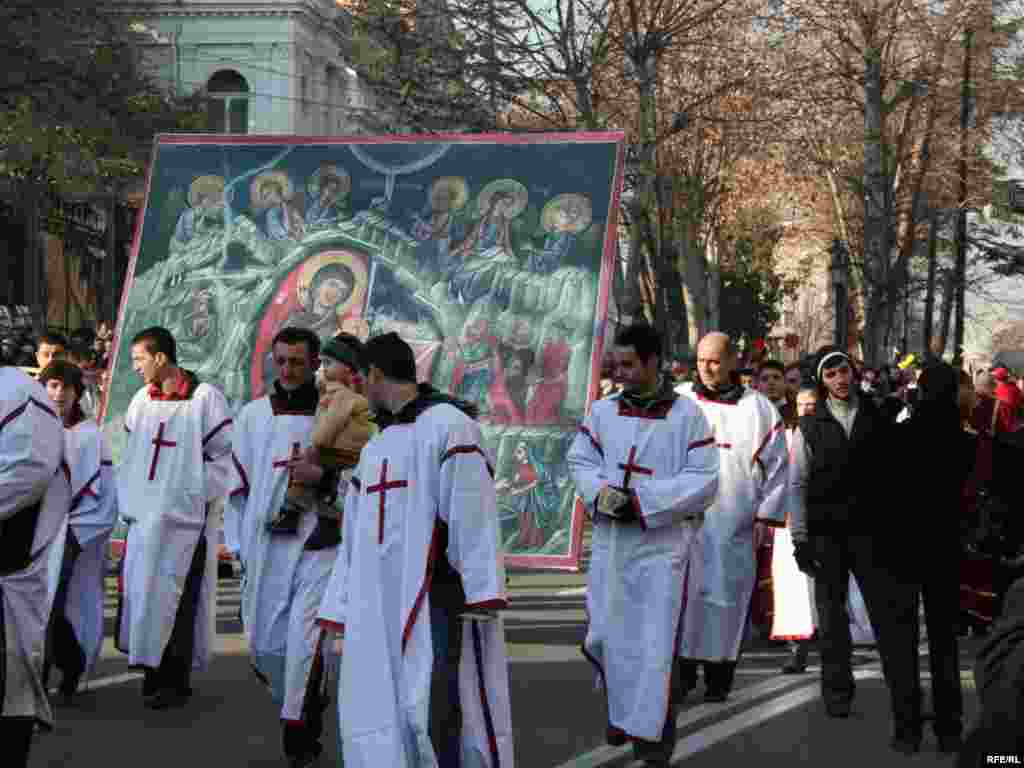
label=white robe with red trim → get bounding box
[227,396,337,721]
[678,388,788,662]
[0,367,70,727]
[320,402,512,768]
[567,394,719,743]
[116,382,233,670]
[59,419,118,679]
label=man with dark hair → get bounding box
[131,325,179,365]
[35,331,67,372]
[0,350,70,768]
[677,332,789,703]
[759,360,796,427]
[64,344,100,418]
[788,345,913,748]
[569,323,719,766]
[614,321,663,362]
[227,326,345,768]
[738,367,756,390]
[318,331,513,767]
[116,325,233,709]
[784,363,803,400]
[39,360,117,699]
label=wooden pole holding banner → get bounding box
[105,192,118,329]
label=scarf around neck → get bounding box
[693,376,744,405]
[618,376,679,411]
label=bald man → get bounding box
[677,333,789,702]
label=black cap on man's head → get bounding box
[363,332,417,383]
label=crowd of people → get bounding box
[1,320,1022,768]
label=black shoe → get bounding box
[286,743,323,768]
[677,661,698,690]
[304,518,341,551]
[825,701,851,718]
[781,645,809,674]
[935,729,962,753]
[142,669,159,699]
[58,670,81,699]
[889,736,921,755]
[145,687,191,710]
[267,511,300,535]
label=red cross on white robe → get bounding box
[366,459,408,545]
[148,421,178,481]
[617,445,653,489]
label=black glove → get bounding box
[793,540,820,575]
[605,487,639,523]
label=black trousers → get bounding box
[0,716,35,768]
[677,658,737,696]
[282,636,328,760]
[809,534,919,735]
[429,580,464,768]
[910,555,963,735]
[43,531,84,690]
[147,534,207,694]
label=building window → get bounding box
[206,69,249,134]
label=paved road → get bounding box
[30,573,985,768]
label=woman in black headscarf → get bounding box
[889,361,975,753]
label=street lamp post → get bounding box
[830,238,849,352]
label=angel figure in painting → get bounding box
[173,176,227,244]
[526,193,592,275]
[410,176,468,278]
[448,179,528,303]
[251,172,306,241]
[305,164,352,229]
[495,441,563,551]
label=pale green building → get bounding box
[121,0,381,135]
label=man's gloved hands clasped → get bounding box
[793,540,822,575]
[597,485,638,523]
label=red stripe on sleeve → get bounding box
[579,425,604,457]
[29,397,58,420]
[230,452,250,498]
[751,419,784,467]
[0,402,28,432]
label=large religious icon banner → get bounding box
[102,132,625,571]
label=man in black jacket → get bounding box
[789,345,920,751]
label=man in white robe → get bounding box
[116,326,233,709]
[677,332,788,702]
[1,362,70,768]
[318,332,512,768]
[39,361,117,698]
[568,323,719,767]
[228,327,350,768]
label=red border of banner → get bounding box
[105,131,627,572]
